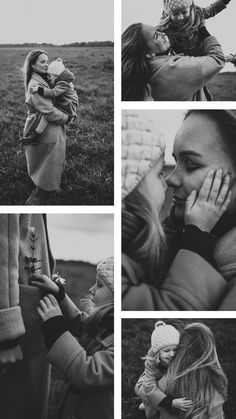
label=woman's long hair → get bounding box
[22,49,47,91]
[122,23,150,101]
[165,323,228,418]
[122,187,166,285]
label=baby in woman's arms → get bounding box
[22,58,78,145]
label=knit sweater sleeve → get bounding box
[0,215,26,342]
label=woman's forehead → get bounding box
[174,113,225,156]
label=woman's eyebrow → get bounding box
[180,150,203,158]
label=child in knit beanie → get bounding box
[31,256,114,419]
[135,321,193,418]
[22,58,78,145]
[159,0,231,55]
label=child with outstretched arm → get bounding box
[159,0,231,55]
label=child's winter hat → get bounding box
[47,58,65,76]
[151,321,180,353]
[164,0,193,13]
[122,111,165,199]
[96,257,114,293]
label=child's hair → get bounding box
[165,323,228,418]
[122,23,150,100]
[123,188,166,286]
[22,50,48,91]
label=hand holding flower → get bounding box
[31,274,60,294]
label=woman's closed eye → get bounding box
[183,158,201,172]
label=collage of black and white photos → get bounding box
[0,0,236,418]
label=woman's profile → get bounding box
[122,23,235,101]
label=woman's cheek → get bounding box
[184,170,207,194]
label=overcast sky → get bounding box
[122,0,236,72]
[47,214,114,263]
[0,0,113,44]
[124,110,186,165]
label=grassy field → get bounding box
[0,46,113,205]
[208,72,236,101]
[122,319,236,419]
[47,259,96,419]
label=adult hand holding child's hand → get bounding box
[185,169,231,232]
[37,294,62,322]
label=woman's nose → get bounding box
[166,167,181,188]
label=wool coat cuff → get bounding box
[159,395,174,409]
[41,315,68,351]
[0,306,25,342]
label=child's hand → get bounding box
[37,294,62,322]
[30,84,39,94]
[172,398,193,411]
[185,169,231,232]
[31,274,60,294]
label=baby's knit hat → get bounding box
[151,321,180,353]
[122,111,165,200]
[47,58,65,76]
[164,0,193,13]
[96,256,114,293]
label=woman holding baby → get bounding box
[22,50,69,205]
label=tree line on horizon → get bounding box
[0,41,113,48]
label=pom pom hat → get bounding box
[164,0,193,13]
[151,321,180,353]
[122,111,165,199]
[96,257,114,293]
[47,58,65,76]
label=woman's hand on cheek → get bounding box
[37,294,62,322]
[184,169,232,232]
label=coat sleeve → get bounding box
[135,363,167,407]
[122,250,227,311]
[150,36,225,101]
[30,92,68,124]
[47,331,114,389]
[0,215,26,342]
[42,82,70,99]
[202,0,226,18]
[207,392,225,418]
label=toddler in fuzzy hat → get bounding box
[135,321,193,418]
[23,58,78,145]
[158,0,231,55]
